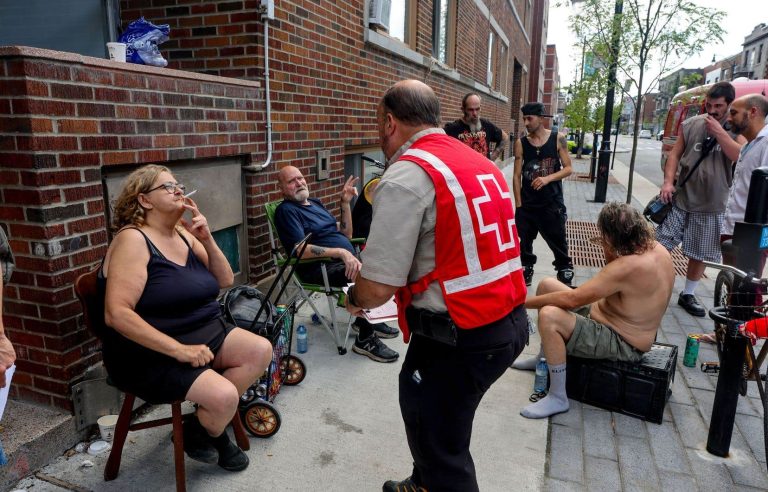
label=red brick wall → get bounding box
[0,47,262,409]
[0,0,533,410]
[121,0,532,154]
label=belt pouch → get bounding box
[406,307,457,346]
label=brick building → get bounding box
[542,44,559,129]
[1,1,540,411]
[528,0,549,103]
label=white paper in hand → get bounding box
[0,364,16,421]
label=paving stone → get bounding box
[736,393,761,418]
[584,456,620,491]
[724,428,768,489]
[686,449,735,492]
[646,418,692,474]
[616,435,660,490]
[735,413,767,463]
[683,364,716,392]
[734,486,768,492]
[669,370,695,406]
[669,402,709,449]
[551,399,583,429]
[612,412,647,438]
[549,424,584,484]
[658,470,699,491]
[582,407,617,461]
[690,388,715,425]
[544,478,585,492]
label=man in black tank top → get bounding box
[512,102,574,287]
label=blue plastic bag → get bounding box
[118,17,170,67]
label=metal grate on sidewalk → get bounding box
[566,220,691,277]
[565,173,619,184]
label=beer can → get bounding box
[276,304,288,336]
[683,334,700,367]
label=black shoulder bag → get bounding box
[644,136,717,225]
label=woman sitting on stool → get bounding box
[101,164,272,471]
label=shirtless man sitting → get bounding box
[513,203,674,418]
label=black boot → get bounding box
[211,430,249,471]
[177,415,218,464]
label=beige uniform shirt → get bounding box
[360,128,447,312]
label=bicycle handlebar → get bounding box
[703,261,768,286]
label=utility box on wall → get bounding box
[316,149,331,181]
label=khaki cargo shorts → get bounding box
[566,305,644,363]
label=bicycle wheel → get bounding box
[714,270,735,308]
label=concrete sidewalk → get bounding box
[8,154,768,491]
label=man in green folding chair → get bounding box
[274,165,399,363]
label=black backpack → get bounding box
[220,285,278,337]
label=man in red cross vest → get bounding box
[345,80,529,492]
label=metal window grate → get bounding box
[566,220,692,277]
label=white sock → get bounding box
[511,347,543,371]
[520,363,569,419]
[683,279,698,296]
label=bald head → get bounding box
[728,94,768,139]
[278,165,310,203]
[380,80,441,127]
[742,94,768,117]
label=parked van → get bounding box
[659,77,768,172]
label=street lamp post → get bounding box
[594,0,623,203]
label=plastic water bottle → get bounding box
[296,324,308,353]
[534,358,548,393]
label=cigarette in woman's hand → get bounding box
[184,190,198,198]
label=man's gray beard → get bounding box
[288,189,309,202]
[468,120,482,132]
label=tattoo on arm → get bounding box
[310,245,326,257]
[558,134,567,150]
[340,221,347,230]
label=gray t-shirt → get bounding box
[360,128,447,312]
[676,115,735,213]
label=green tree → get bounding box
[570,0,725,203]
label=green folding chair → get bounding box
[265,200,362,355]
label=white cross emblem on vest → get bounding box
[472,174,516,252]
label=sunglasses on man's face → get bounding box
[146,182,186,194]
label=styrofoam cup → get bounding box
[97,414,118,442]
[106,42,126,62]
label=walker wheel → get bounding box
[241,401,281,438]
[280,355,306,386]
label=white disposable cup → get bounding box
[106,42,126,62]
[97,414,118,442]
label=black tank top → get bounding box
[101,228,222,337]
[520,131,564,208]
[134,228,221,335]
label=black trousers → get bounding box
[516,203,573,271]
[298,260,373,339]
[398,308,528,491]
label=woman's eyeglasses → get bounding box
[146,182,186,194]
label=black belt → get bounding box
[406,306,458,346]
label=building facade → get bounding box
[542,44,559,129]
[0,0,539,410]
[737,23,768,80]
[528,0,548,103]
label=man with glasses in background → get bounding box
[512,203,674,419]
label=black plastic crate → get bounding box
[565,343,677,424]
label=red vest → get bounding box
[394,133,527,342]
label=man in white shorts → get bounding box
[656,82,746,316]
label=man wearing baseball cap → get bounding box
[512,102,574,287]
